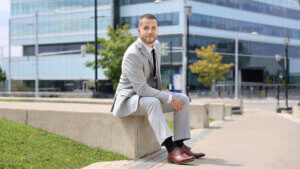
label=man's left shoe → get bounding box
[180,145,206,158]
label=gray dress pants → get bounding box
[134,92,191,145]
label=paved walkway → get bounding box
[150,108,300,169]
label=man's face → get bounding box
[138,18,158,46]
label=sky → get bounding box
[0,0,10,57]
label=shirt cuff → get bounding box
[167,94,173,104]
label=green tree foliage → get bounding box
[86,24,136,89]
[0,66,6,84]
[190,44,233,88]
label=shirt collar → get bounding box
[138,38,156,55]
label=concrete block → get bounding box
[190,104,209,129]
[163,104,209,129]
[0,107,160,159]
[0,109,28,124]
[224,104,232,117]
[292,106,300,118]
[208,103,225,121]
[240,98,244,113]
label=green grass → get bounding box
[167,120,174,134]
[287,111,292,115]
[0,99,30,102]
[167,118,215,133]
[0,119,129,169]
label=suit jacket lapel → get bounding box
[136,40,151,62]
[136,40,154,74]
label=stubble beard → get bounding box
[141,35,157,45]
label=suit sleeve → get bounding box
[123,53,170,104]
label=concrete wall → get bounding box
[207,103,225,121]
[0,108,160,159]
[293,105,300,118]
[163,104,209,129]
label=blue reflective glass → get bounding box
[11,10,112,37]
[190,13,300,40]
[189,35,300,59]
[194,0,300,21]
[120,13,179,28]
[12,0,111,16]
[120,0,153,5]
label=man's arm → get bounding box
[123,52,170,104]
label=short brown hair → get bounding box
[138,14,158,27]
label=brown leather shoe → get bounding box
[180,145,206,158]
[167,147,195,164]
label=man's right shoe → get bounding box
[167,147,195,164]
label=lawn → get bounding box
[167,120,174,133]
[0,99,30,102]
[167,118,215,133]
[0,119,129,169]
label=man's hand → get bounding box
[170,96,182,112]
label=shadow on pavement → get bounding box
[209,126,222,129]
[189,157,243,167]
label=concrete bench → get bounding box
[164,103,209,129]
[224,104,232,117]
[207,103,225,121]
[292,105,300,118]
[0,102,160,159]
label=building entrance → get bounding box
[241,68,264,83]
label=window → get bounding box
[120,13,179,28]
[190,13,300,40]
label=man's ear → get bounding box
[137,27,140,34]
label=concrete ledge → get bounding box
[190,103,209,129]
[0,96,113,105]
[0,108,29,124]
[292,105,300,118]
[163,104,209,129]
[0,102,160,159]
[225,104,232,117]
[207,103,225,121]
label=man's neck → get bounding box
[146,43,154,48]
[140,38,154,48]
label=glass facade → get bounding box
[11,10,112,38]
[189,35,300,58]
[11,0,111,16]
[190,13,300,40]
[23,43,84,56]
[121,13,179,28]
[194,0,300,21]
[120,0,153,5]
[23,42,102,56]
[5,0,300,93]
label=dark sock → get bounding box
[162,137,176,153]
[174,139,184,148]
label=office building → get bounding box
[2,0,300,95]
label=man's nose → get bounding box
[147,29,153,34]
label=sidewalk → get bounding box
[85,106,300,169]
[150,108,300,169]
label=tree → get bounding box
[0,66,6,84]
[190,44,233,91]
[86,24,136,89]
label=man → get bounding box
[111,14,205,164]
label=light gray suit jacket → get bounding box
[111,39,170,117]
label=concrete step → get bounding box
[232,106,243,115]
